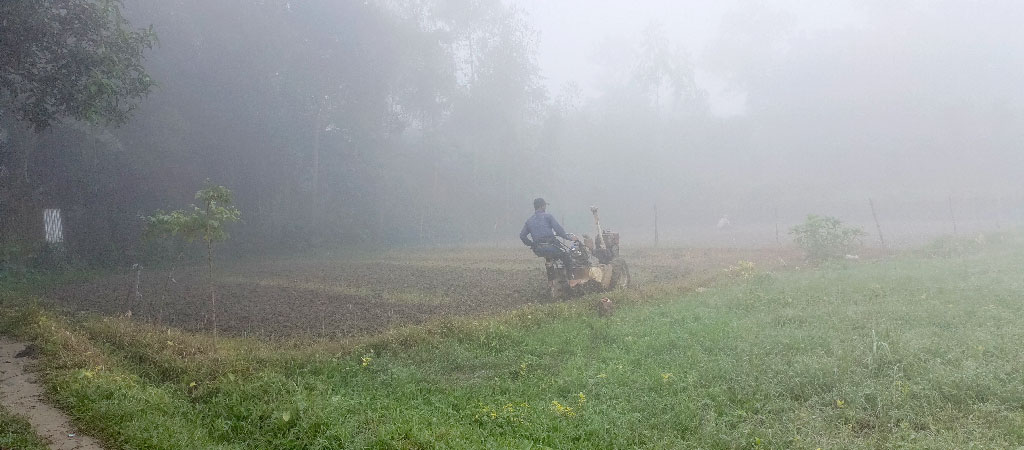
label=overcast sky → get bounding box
[511,0,864,116]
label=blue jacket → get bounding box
[520,211,569,246]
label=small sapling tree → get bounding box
[145,184,241,339]
[790,214,865,263]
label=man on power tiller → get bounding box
[519,197,578,268]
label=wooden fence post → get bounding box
[653,204,659,248]
[774,206,780,245]
[948,195,958,235]
[869,198,885,247]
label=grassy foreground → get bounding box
[2,235,1024,448]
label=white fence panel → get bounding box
[44,208,64,244]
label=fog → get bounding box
[3,0,1023,263]
[520,0,1024,245]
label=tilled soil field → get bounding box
[45,247,803,337]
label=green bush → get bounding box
[789,214,865,263]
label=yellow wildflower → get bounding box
[551,401,576,417]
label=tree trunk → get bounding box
[207,239,217,344]
[0,124,41,246]
[310,102,324,232]
[21,132,36,184]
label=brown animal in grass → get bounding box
[597,297,615,317]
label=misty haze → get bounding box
[1,0,1022,448]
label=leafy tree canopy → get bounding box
[145,184,241,245]
[0,0,156,131]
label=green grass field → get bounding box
[2,234,1023,448]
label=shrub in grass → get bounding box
[790,214,865,263]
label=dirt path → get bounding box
[0,338,103,450]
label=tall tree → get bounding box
[0,0,156,131]
[0,0,156,258]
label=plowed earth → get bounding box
[45,247,803,337]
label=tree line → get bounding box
[3,0,1020,267]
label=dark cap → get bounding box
[533,197,548,209]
